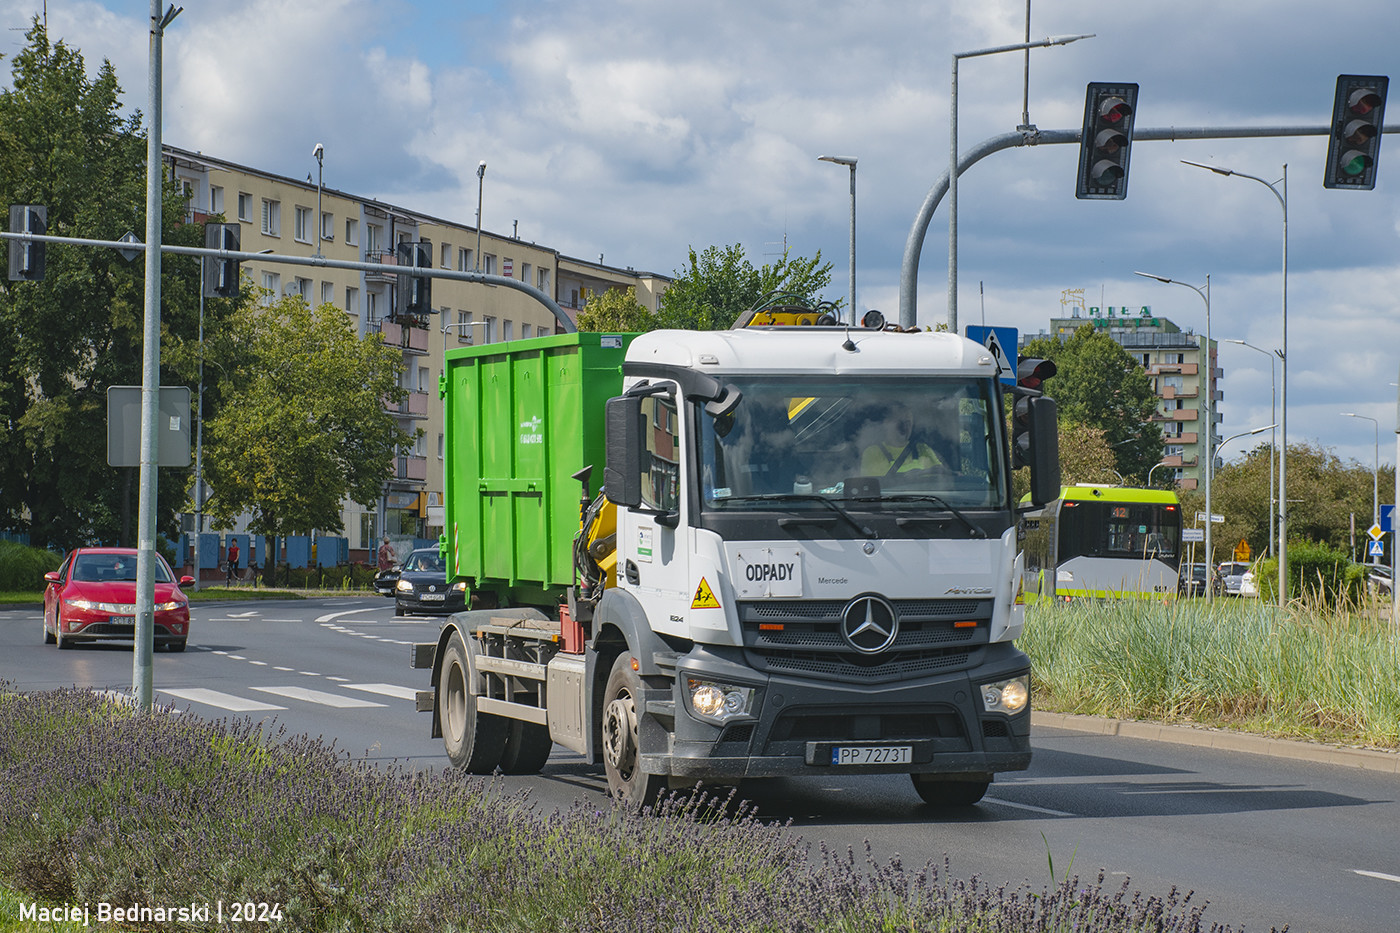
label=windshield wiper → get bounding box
[716,493,875,538]
[848,494,985,538]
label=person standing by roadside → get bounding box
[377,536,395,572]
[226,538,240,585]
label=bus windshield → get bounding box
[1058,499,1180,563]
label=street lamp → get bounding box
[817,155,857,324]
[312,143,324,259]
[475,161,486,273]
[1224,339,1277,558]
[1147,458,1173,487]
[1183,159,1288,608]
[1341,412,1380,549]
[948,32,1091,333]
[1135,270,1213,590]
[1215,424,1277,468]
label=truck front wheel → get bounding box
[601,654,666,808]
[439,630,507,773]
[911,773,991,808]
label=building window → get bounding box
[260,271,280,305]
[321,281,334,306]
[521,323,532,340]
[367,291,380,323]
[261,199,280,236]
[521,262,533,286]
[345,286,359,314]
[483,254,497,275]
[440,242,452,268]
[457,310,473,343]
[294,206,311,243]
[483,316,496,343]
[457,247,470,271]
[538,267,550,292]
[237,192,252,222]
[320,211,334,242]
[210,185,224,215]
[366,223,382,254]
[293,277,312,300]
[345,217,358,246]
[438,433,444,459]
[503,320,514,341]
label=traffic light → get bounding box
[1324,74,1388,190]
[1011,358,1057,469]
[202,223,241,298]
[1075,82,1139,200]
[7,204,46,281]
[395,239,432,317]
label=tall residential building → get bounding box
[165,145,671,558]
[1033,298,1220,490]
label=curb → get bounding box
[1033,711,1400,775]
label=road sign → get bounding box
[1383,504,1395,533]
[1234,538,1251,561]
[1195,512,1225,524]
[1369,539,1385,557]
[1368,523,1384,542]
[1182,528,1204,543]
[966,325,1018,386]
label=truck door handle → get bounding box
[624,560,640,585]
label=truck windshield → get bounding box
[698,377,1007,512]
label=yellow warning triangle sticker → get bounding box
[691,577,721,609]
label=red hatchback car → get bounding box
[43,548,193,651]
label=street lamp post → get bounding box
[1225,339,1277,558]
[1341,412,1380,549]
[313,143,324,259]
[1147,458,1172,487]
[949,33,1091,334]
[817,156,857,324]
[475,161,486,273]
[1184,159,1288,607]
[1135,270,1213,594]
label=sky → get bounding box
[3,0,1398,479]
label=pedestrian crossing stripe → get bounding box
[691,577,721,609]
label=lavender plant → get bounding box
[0,687,1268,932]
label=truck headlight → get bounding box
[685,677,754,724]
[979,675,1029,715]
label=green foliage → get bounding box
[1021,325,1161,482]
[200,293,415,539]
[575,285,656,332]
[0,23,206,549]
[0,541,61,592]
[1251,541,1361,606]
[654,244,834,331]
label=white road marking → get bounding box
[325,676,350,682]
[1353,869,1400,884]
[274,666,294,671]
[981,796,1075,817]
[343,682,420,701]
[299,671,319,676]
[248,660,267,666]
[160,688,284,712]
[226,611,259,618]
[228,654,247,660]
[314,607,383,624]
[251,686,385,708]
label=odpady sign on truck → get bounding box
[410,301,1061,809]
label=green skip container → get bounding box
[441,331,634,605]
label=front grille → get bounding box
[737,598,991,681]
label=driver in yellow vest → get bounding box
[861,404,944,476]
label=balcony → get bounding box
[378,319,429,354]
[364,248,398,283]
[1148,362,1199,377]
[396,455,427,482]
[1153,409,1199,423]
[1159,385,1198,400]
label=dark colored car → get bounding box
[1178,562,1220,598]
[43,547,194,651]
[373,563,400,597]
[394,548,466,616]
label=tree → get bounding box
[200,294,416,581]
[575,286,656,332]
[1010,418,1119,503]
[655,244,835,331]
[0,22,206,549]
[1020,326,1161,482]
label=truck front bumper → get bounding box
[643,641,1031,781]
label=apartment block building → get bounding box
[1033,301,1221,490]
[165,145,671,558]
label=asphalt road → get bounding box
[4,595,1398,933]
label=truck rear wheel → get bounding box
[911,773,991,807]
[498,720,553,775]
[601,653,666,808]
[439,631,507,773]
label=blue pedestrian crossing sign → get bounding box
[1369,539,1385,557]
[966,325,1018,386]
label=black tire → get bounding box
[438,631,507,773]
[55,610,72,650]
[43,614,55,645]
[601,653,667,808]
[498,720,554,775]
[911,773,991,807]
[394,600,406,617]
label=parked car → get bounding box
[1217,561,1253,597]
[1178,562,1220,598]
[43,547,193,651]
[1367,564,1392,597]
[394,548,467,616]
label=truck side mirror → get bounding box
[1027,396,1061,507]
[603,395,643,509]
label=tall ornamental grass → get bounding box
[1022,597,1400,748]
[0,687,1248,932]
